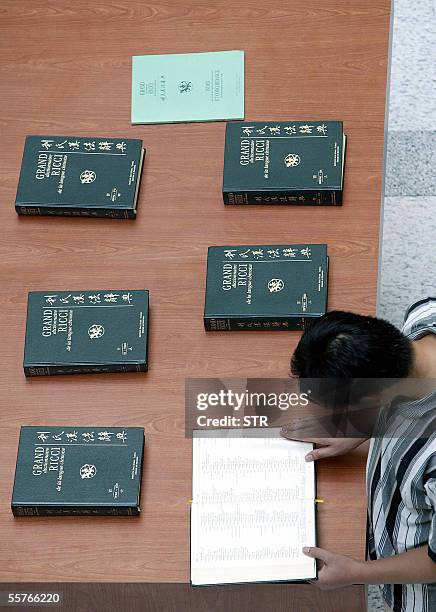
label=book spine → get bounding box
[204,317,306,332]
[15,205,136,219]
[24,363,147,376]
[223,191,341,206]
[12,505,139,517]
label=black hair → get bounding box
[291,310,413,379]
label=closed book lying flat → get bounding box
[191,429,317,585]
[131,50,244,124]
[12,426,145,517]
[23,290,149,376]
[204,244,328,331]
[223,121,346,205]
[15,136,145,219]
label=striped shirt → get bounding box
[367,298,436,612]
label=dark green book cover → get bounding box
[24,290,149,375]
[12,426,145,516]
[204,245,328,331]
[223,121,346,205]
[15,136,145,219]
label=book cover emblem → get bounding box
[80,170,97,184]
[284,153,301,167]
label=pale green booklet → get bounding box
[131,50,244,124]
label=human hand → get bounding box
[303,546,364,590]
[280,431,368,461]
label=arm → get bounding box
[303,545,436,590]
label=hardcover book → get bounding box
[191,429,317,585]
[131,50,244,124]
[24,290,149,376]
[12,426,145,517]
[223,121,346,205]
[204,244,328,331]
[15,136,145,219]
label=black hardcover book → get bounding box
[24,290,149,376]
[204,244,328,331]
[12,426,145,517]
[15,136,145,219]
[223,121,346,205]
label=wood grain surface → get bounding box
[0,0,391,609]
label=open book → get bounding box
[191,428,317,585]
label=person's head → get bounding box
[291,310,413,380]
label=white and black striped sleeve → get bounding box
[424,478,436,562]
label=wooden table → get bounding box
[0,1,391,610]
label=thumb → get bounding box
[305,445,337,462]
[302,546,331,563]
